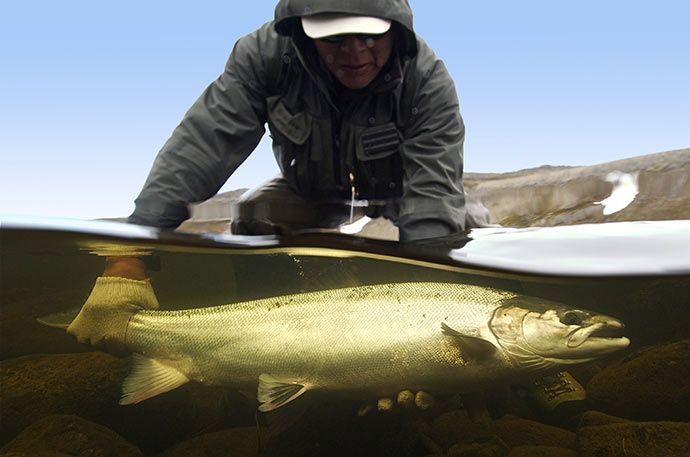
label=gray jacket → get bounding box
[129,0,466,241]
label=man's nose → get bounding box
[340,36,369,53]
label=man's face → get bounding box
[313,32,393,90]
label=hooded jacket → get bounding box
[129,0,466,241]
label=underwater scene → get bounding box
[1,217,689,457]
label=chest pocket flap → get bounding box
[356,122,401,161]
[266,95,311,145]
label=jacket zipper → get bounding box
[349,171,357,223]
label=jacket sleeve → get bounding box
[128,23,279,228]
[397,45,466,242]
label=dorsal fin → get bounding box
[441,322,497,359]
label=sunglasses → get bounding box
[317,32,389,44]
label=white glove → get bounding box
[67,276,159,354]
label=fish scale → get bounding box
[118,281,629,407]
[127,283,512,393]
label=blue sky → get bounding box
[1,0,688,219]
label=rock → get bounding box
[0,451,72,456]
[0,352,255,454]
[428,411,577,453]
[577,421,690,457]
[578,411,631,428]
[429,410,496,450]
[157,427,258,457]
[586,339,690,421]
[0,414,143,457]
[493,415,576,450]
[0,352,128,445]
[506,445,577,457]
[446,438,509,457]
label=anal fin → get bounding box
[120,354,189,405]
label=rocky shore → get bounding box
[465,148,690,228]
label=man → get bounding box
[69,1,582,413]
[128,0,470,240]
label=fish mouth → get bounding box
[567,319,630,350]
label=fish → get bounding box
[82,281,630,410]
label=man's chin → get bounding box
[338,67,379,89]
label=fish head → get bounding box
[489,298,630,368]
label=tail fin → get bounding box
[36,307,81,329]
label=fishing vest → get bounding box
[265,49,405,204]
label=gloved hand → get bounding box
[358,390,436,416]
[67,276,159,355]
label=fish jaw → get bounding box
[565,316,630,357]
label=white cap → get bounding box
[301,13,392,39]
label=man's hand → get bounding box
[67,272,159,355]
[358,390,436,416]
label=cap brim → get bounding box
[302,14,391,39]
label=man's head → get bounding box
[302,14,393,90]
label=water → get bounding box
[1,217,689,456]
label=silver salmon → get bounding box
[117,282,629,410]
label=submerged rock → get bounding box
[0,352,256,453]
[446,438,509,457]
[428,410,577,454]
[0,414,143,457]
[157,427,258,457]
[578,411,632,428]
[492,415,576,450]
[586,339,690,421]
[428,410,496,450]
[577,421,690,457]
[506,445,578,457]
[0,352,128,445]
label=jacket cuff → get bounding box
[128,199,190,229]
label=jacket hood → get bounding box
[274,0,417,57]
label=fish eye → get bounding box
[560,310,585,326]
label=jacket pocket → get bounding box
[356,122,400,161]
[351,122,403,199]
[266,95,311,145]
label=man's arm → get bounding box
[397,41,466,242]
[129,23,282,228]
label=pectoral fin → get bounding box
[441,322,497,359]
[120,354,190,405]
[257,374,308,412]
